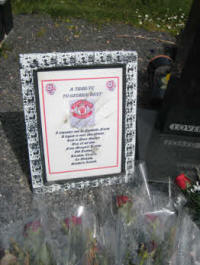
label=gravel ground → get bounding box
[0,14,175,226]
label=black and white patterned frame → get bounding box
[20,51,137,193]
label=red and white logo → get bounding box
[71,100,94,119]
[106,80,116,91]
[45,83,56,95]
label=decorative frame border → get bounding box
[19,51,137,193]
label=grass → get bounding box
[12,0,192,35]
[0,43,12,59]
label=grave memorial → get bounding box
[0,0,13,44]
[136,0,200,183]
[1,3,200,264]
[156,0,200,137]
[20,51,138,193]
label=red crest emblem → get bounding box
[71,100,93,119]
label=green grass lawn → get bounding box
[12,0,192,35]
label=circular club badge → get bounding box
[71,100,94,119]
[106,80,116,91]
[45,83,56,95]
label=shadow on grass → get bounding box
[0,112,31,183]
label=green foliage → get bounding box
[0,43,12,59]
[11,0,192,34]
[36,27,46,38]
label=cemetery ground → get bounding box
[0,14,176,225]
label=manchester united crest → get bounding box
[70,99,95,128]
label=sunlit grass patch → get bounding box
[135,7,189,35]
[12,0,192,35]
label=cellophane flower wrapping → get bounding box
[110,161,180,265]
[0,197,56,265]
[175,171,200,228]
[0,161,199,265]
[58,206,90,265]
[172,171,200,264]
[42,192,92,265]
[174,211,200,265]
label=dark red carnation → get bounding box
[64,217,70,228]
[175,173,191,190]
[71,216,82,225]
[116,195,131,207]
[24,220,41,236]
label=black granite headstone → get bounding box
[0,0,13,42]
[156,0,200,137]
[137,108,200,183]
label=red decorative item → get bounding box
[116,195,131,207]
[24,220,41,236]
[71,100,93,119]
[175,173,191,190]
[64,217,70,228]
[71,216,82,225]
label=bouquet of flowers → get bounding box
[175,172,200,225]
[0,219,55,265]
[62,216,84,264]
[85,227,114,265]
[83,187,118,265]
[172,210,200,265]
[113,176,179,265]
[1,161,199,265]
[49,204,87,265]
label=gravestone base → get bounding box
[137,108,200,183]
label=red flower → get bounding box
[24,220,41,236]
[145,214,158,223]
[71,216,82,225]
[175,173,191,190]
[116,195,131,207]
[64,217,70,228]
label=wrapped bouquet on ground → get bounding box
[175,171,200,226]
[0,218,56,265]
[0,162,200,265]
[114,185,179,264]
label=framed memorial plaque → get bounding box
[20,51,137,193]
